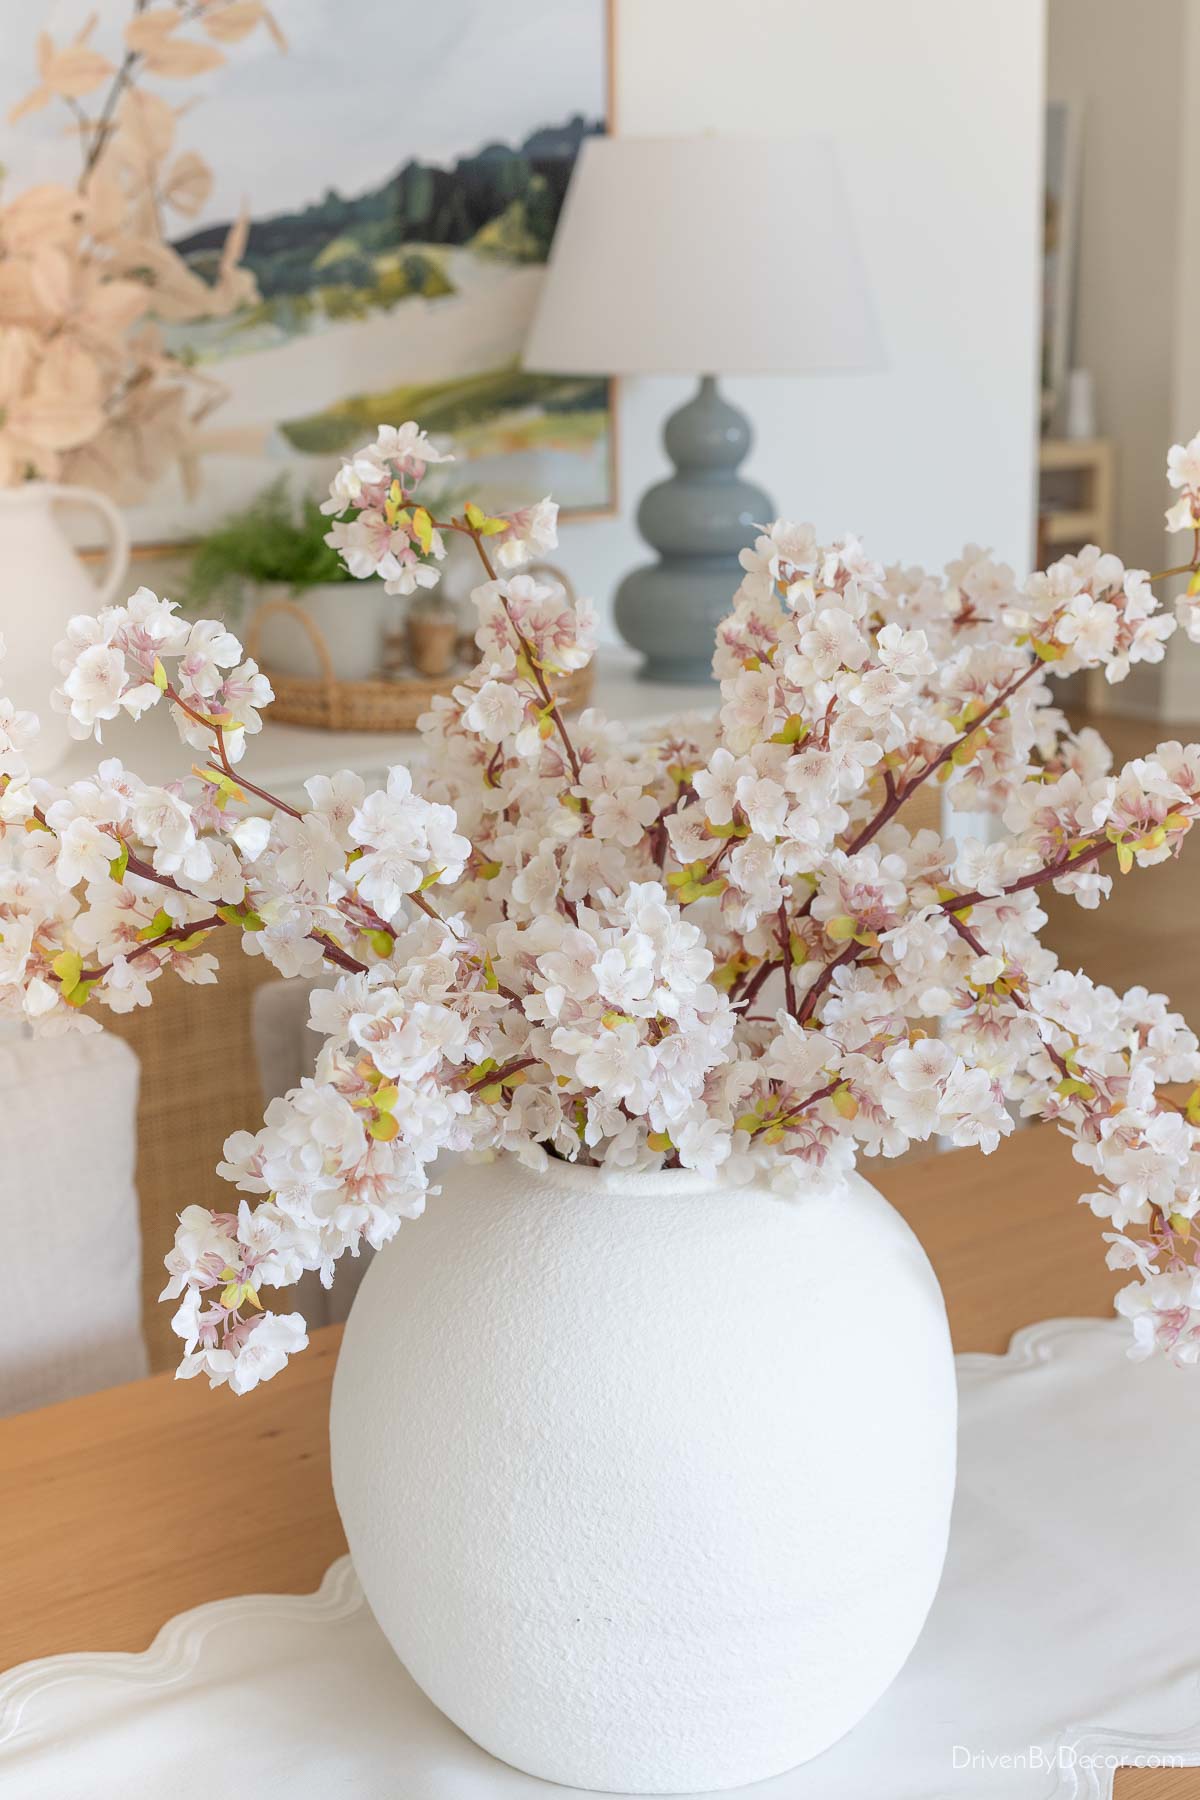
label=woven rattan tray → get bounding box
[244,568,593,731]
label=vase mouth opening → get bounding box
[538,1150,721,1198]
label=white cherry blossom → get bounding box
[7,421,1200,1389]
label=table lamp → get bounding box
[523,136,883,682]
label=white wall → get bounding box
[560,0,1046,639]
[1047,0,1186,717]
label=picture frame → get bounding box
[0,0,617,554]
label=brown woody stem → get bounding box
[847,661,1040,856]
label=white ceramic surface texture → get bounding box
[0,483,129,773]
[330,1156,957,1793]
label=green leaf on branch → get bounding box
[464,501,508,537]
[216,903,265,932]
[192,766,246,810]
[666,860,727,905]
[713,952,754,992]
[1054,1075,1096,1102]
[51,950,82,991]
[831,1082,858,1120]
[411,506,434,555]
[170,931,212,954]
[825,914,877,948]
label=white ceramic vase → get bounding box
[331,1155,957,1795]
[252,580,385,682]
[0,483,130,775]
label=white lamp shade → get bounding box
[523,135,883,378]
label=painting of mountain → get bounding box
[161,109,611,523]
[0,0,612,543]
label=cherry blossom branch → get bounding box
[777,1079,841,1133]
[54,913,226,985]
[791,837,1122,1022]
[123,848,187,894]
[457,1053,539,1092]
[39,734,368,977]
[945,910,1192,1203]
[847,661,1041,855]
[732,954,780,1012]
[797,943,861,1025]
[451,518,588,797]
[159,683,304,822]
[409,889,462,937]
[945,910,1071,1081]
[209,754,303,822]
[941,836,1118,915]
[310,931,367,975]
[163,686,373,969]
[777,902,800,1021]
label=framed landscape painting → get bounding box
[0,0,615,546]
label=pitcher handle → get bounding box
[45,485,131,610]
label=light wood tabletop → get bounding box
[2,1126,1196,1797]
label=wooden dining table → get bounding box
[2,1124,1196,1797]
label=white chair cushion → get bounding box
[0,1029,147,1416]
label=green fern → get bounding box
[186,480,351,616]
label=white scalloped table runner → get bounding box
[4,1319,1200,1800]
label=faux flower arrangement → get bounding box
[4,421,1200,1392]
[1,0,282,493]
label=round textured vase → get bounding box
[330,1155,956,1794]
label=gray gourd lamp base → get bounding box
[614,375,773,684]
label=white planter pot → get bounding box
[0,483,129,774]
[252,581,385,682]
[330,1155,956,1794]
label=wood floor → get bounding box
[1041,712,1200,1027]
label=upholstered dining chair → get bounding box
[0,1027,147,1416]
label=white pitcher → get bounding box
[0,483,130,775]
